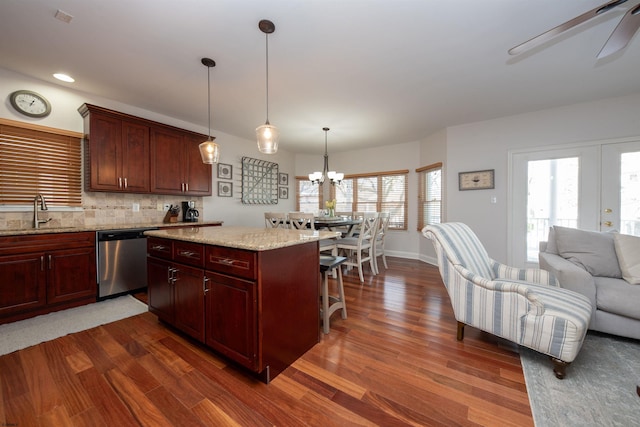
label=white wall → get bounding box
[5,66,640,262]
[0,67,297,226]
[444,91,640,264]
[296,140,423,259]
[419,128,448,264]
[203,134,296,227]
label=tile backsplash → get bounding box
[0,193,202,230]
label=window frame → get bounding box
[417,162,443,231]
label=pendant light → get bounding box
[309,127,344,185]
[199,57,220,164]
[256,19,279,154]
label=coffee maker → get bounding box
[181,201,199,223]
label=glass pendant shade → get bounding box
[199,138,220,164]
[256,122,279,154]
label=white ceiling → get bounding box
[1,0,640,154]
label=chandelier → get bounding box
[308,127,343,185]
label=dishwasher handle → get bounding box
[97,228,156,241]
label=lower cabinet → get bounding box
[205,272,257,370]
[147,253,205,342]
[147,236,319,383]
[0,232,97,324]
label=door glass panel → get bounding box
[620,152,640,236]
[526,158,579,262]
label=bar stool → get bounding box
[319,255,348,334]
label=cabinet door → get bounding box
[173,264,205,342]
[205,272,257,370]
[121,120,150,192]
[150,128,185,195]
[89,113,122,191]
[0,253,47,317]
[184,134,212,196]
[46,247,97,305]
[147,256,174,323]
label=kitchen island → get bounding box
[144,226,340,383]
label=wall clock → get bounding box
[9,90,52,118]
[458,169,495,191]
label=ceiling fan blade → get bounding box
[508,0,629,55]
[597,4,640,58]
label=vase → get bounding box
[328,208,334,217]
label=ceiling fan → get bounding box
[509,0,640,58]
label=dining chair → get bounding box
[264,212,288,229]
[337,212,379,282]
[372,211,390,274]
[288,211,338,256]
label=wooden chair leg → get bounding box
[551,357,569,379]
[456,321,465,341]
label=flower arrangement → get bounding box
[325,199,336,217]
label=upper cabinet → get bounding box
[79,104,212,196]
[150,128,212,196]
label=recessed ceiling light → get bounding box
[53,73,75,83]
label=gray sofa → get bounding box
[539,226,640,340]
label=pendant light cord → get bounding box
[265,32,270,124]
[207,65,212,140]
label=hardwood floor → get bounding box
[0,258,533,426]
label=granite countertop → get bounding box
[0,221,224,237]
[145,226,341,251]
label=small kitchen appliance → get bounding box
[182,201,199,222]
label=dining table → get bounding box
[313,217,362,237]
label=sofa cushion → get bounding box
[554,226,622,278]
[594,277,640,320]
[613,233,640,285]
[545,227,558,254]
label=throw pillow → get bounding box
[554,226,622,278]
[613,233,640,285]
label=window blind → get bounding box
[330,170,408,230]
[296,176,323,212]
[0,119,82,206]
[417,162,442,231]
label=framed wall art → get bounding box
[218,181,233,197]
[217,163,233,179]
[241,156,278,204]
[279,187,289,199]
[279,172,288,186]
[458,169,495,191]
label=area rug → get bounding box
[0,295,148,356]
[521,332,640,427]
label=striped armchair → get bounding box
[423,222,592,379]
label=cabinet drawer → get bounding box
[147,237,172,260]
[173,241,204,268]
[205,246,256,280]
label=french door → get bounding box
[509,137,640,267]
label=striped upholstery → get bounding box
[423,223,591,363]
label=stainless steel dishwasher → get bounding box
[96,228,157,299]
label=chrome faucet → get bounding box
[33,194,52,229]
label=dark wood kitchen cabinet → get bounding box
[79,103,211,196]
[150,128,212,196]
[147,238,206,341]
[0,232,97,324]
[79,104,150,193]
[146,229,320,383]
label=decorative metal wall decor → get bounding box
[241,156,279,204]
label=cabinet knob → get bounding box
[203,276,209,294]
